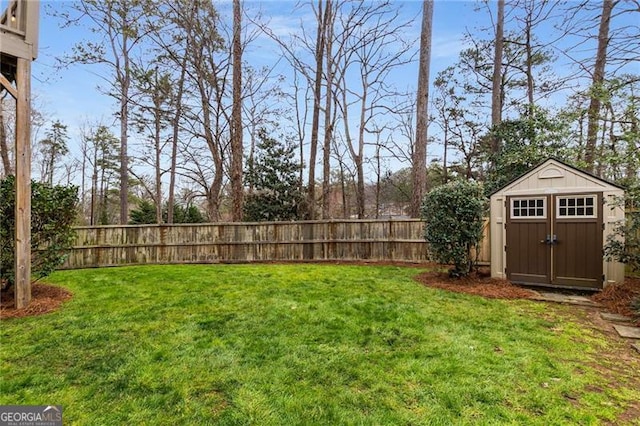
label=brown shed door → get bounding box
[506,193,603,289]
[506,196,551,284]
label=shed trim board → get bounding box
[490,159,625,290]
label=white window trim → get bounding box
[556,195,597,219]
[511,197,547,219]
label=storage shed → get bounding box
[490,158,625,290]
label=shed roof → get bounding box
[490,157,625,197]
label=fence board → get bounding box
[60,219,491,269]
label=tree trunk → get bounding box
[443,125,448,183]
[90,156,98,226]
[525,12,534,117]
[321,0,334,219]
[375,143,381,219]
[490,0,505,155]
[154,88,162,224]
[410,0,433,218]
[80,139,87,220]
[0,102,12,176]
[626,107,639,180]
[355,81,368,219]
[585,0,613,172]
[230,0,244,221]
[119,60,130,224]
[167,56,187,224]
[307,0,326,220]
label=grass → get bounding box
[1,264,639,425]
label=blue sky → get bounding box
[32,1,480,141]
[24,0,638,184]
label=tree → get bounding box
[0,176,78,292]
[129,199,206,224]
[141,0,196,224]
[333,1,415,218]
[422,180,486,277]
[432,67,485,181]
[85,125,120,225]
[306,0,327,220]
[230,0,244,221]
[170,204,206,223]
[57,0,152,224]
[321,0,336,220]
[491,0,505,134]
[243,129,303,221]
[483,107,570,194]
[0,101,11,176]
[584,0,614,172]
[559,0,639,173]
[131,65,172,224]
[168,0,226,221]
[410,0,434,218]
[37,120,69,185]
[129,199,156,224]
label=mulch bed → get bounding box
[415,268,538,299]
[593,277,640,323]
[1,283,73,320]
[416,268,640,325]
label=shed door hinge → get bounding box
[602,223,605,231]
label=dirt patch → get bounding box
[1,283,72,320]
[593,277,640,325]
[414,268,538,299]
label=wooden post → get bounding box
[14,57,31,309]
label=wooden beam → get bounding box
[25,0,40,60]
[14,56,31,309]
[0,73,17,99]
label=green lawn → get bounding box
[1,264,639,425]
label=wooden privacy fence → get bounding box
[61,219,491,269]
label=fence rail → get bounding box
[61,219,491,269]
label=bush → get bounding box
[0,176,78,290]
[421,180,487,277]
[129,200,207,224]
[129,200,156,224]
[604,183,640,273]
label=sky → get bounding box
[31,1,480,143]
[10,0,638,188]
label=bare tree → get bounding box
[321,0,336,219]
[146,0,195,223]
[0,100,12,176]
[333,1,415,218]
[584,0,614,172]
[410,0,434,218]
[490,0,505,157]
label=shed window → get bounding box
[511,198,546,218]
[557,196,596,218]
